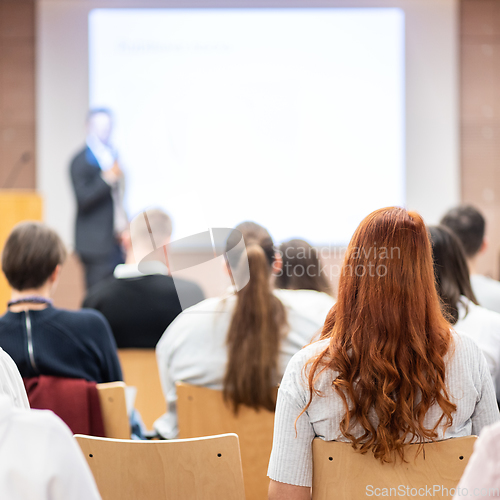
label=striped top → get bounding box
[268,333,500,487]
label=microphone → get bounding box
[2,151,31,189]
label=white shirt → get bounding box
[0,395,101,499]
[154,289,333,439]
[471,274,500,315]
[274,289,335,329]
[455,297,500,396]
[0,347,29,410]
[453,421,500,498]
[268,334,500,487]
[113,261,168,280]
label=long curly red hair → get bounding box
[304,207,456,462]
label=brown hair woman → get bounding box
[267,208,499,500]
[276,239,333,296]
[154,222,327,439]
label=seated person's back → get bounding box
[0,394,101,499]
[155,222,328,439]
[441,205,500,314]
[0,222,122,383]
[276,238,335,324]
[83,209,204,348]
[429,225,500,389]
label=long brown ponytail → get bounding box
[223,222,286,412]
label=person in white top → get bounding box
[429,225,500,395]
[441,205,500,315]
[0,346,29,409]
[275,238,335,324]
[0,394,101,499]
[453,421,500,498]
[154,222,328,439]
[268,208,500,500]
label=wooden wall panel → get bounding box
[461,0,500,278]
[0,0,35,190]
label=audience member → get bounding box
[83,209,204,348]
[453,422,500,499]
[0,394,101,499]
[275,239,335,324]
[267,208,499,500]
[0,222,122,383]
[154,221,326,439]
[429,225,500,389]
[441,205,500,314]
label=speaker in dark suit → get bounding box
[70,109,126,290]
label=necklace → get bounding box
[7,296,53,307]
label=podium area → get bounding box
[0,191,42,314]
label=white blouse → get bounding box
[268,334,500,487]
[0,346,29,409]
[0,395,101,499]
[455,297,500,394]
[154,289,334,439]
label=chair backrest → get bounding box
[117,348,165,430]
[176,382,275,500]
[75,433,246,500]
[96,382,130,439]
[312,436,477,500]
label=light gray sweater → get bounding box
[268,334,500,487]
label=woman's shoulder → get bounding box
[274,288,334,306]
[449,330,490,370]
[165,295,235,329]
[279,339,331,394]
[289,338,330,365]
[156,296,235,350]
[54,307,109,331]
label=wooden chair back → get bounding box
[176,382,275,500]
[312,436,477,500]
[75,433,246,500]
[96,382,130,439]
[117,348,165,430]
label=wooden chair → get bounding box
[312,436,477,500]
[176,382,275,500]
[117,349,165,430]
[96,382,130,439]
[75,433,246,500]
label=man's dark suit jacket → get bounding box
[70,147,115,259]
[83,274,205,348]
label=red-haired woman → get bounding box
[267,207,500,500]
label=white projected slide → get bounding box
[89,8,405,244]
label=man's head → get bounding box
[126,209,173,264]
[440,205,486,259]
[2,222,67,292]
[86,108,113,145]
